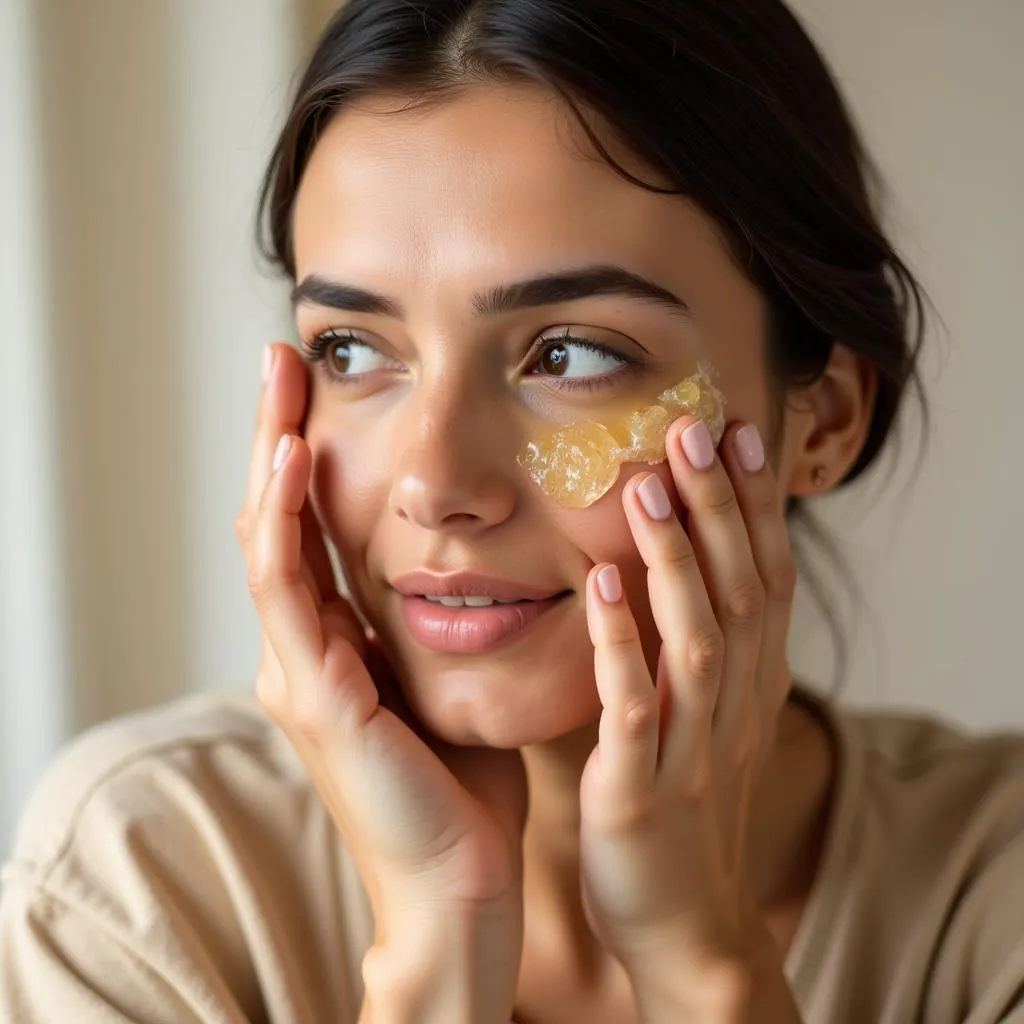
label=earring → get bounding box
[811,465,829,488]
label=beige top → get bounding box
[2,690,1023,1024]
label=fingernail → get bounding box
[734,423,765,473]
[597,564,622,604]
[273,434,292,471]
[681,420,714,471]
[262,344,274,382]
[637,474,672,521]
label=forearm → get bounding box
[358,900,521,1024]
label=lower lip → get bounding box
[398,594,567,654]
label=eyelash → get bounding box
[301,327,641,392]
[529,329,640,393]
[301,329,359,366]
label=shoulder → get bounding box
[1,692,370,1022]
[843,704,1024,844]
[4,691,301,882]
[832,702,1024,1019]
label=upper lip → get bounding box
[390,570,565,601]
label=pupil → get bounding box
[328,342,351,375]
[542,343,569,376]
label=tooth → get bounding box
[424,596,444,603]
[495,598,520,604]
[464,596,495,607]
[439,596,465,607]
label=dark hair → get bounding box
[257,0,929,688]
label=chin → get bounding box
[394,658,603,749]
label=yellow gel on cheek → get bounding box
[518,365,726,509]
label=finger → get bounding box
[239,344,340,608]
[586,562,660,795]
[719,422,796,731]
[248,433,325,682]
[666,417,764,756]
[621,471,718,778]
[249,434,380,741]
[243,343,309,520]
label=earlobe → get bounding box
[789,345,877,497]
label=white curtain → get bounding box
[0,0,316,849]
[2,0,1022,853]
[2,0,72,851]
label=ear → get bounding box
[787,344,877,497]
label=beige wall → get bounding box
[785,0,1024,723]
[2,0,1021,849]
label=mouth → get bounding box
[420,595,531,607]
[390,570,572,654]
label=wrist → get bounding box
[362,897,523,1024]
[623,918,799,1024]
[628,952,751,1024]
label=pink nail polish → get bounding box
[734,423,765,473]
[597,565,622,604]
[637,474,672,521]
[262,345,274,382]
[273,434,292,471]
[681,421,714,471]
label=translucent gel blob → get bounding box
[518,364,726,508]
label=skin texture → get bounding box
[277,81,876,1017]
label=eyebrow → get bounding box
[290,264,692,320]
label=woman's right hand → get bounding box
[234,344,528,1006]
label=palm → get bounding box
[269,523,528,904]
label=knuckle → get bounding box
[704,487,738,518]
[603,790,658,831]
[605,623,641,658]
[687,627,725,681]
[622,691,659,737]
[248,561,303,615]
[291,692,324,744]
[746,485,780,521]
[661,537,699,574]
[725,576,765,628]
[255,667,285,717]
[247,569,275,613]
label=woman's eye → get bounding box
[306,331,399,377]
[533,335,630,380]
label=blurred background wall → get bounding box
[1,0,1021,851]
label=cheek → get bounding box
[711,337,775,443]
[551,462,680,676]
[305,407,390,565]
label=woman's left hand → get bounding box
[579,416,800,1021]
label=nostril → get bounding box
[440,511,481,526]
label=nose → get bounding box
[387,387,518,533]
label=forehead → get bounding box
[291,82,732,290]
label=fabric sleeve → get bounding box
[0,700,368,1024]
[925,824,1024,1024]
[0,712,301,1024]
[0,873,252,1024]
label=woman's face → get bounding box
[291,83,805,749]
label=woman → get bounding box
[3,1,1022,1021]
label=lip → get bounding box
[390,569,564,602]
[397,592,569,654]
